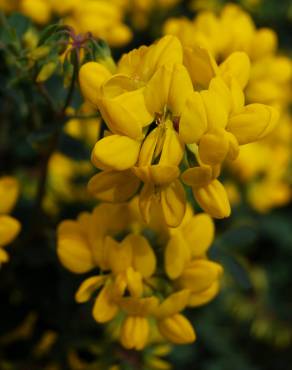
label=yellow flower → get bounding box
[0,176,21,263]
[155,291,196,344]
[20,0,52,24]
[0,215,21,263]
[81,36,192,226]
[164,208,223,306]
[178,49,278,217]
[80,35,182,139]
[57,202,157,326]
[83,35,279,221]
[0,176,20,214]
[62,0,132,47]
[57,198,223,349]
[164,3,292,108]
[228,114,292,212]
[119,296,159,350]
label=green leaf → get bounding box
[8,13,31,39]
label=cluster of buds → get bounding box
[57,198,222,349]
[79,35,278,227]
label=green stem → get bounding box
[61,50,78,115]
[34,55,79,215]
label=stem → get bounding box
[61,49,78,115]
[34,131,59,215]
[34,54,79,216]
[37,83,58,113]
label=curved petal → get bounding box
[79,62,112,106]
[198,130,229,166]
[183,46,218,88]
[57,234,95,274]
[201,89,229,130]
[165,234,190,279]
[88,170,140,202]
[193,179,231,219]
[159,126,184,167]
[155,290,190,319]
[179,91,208,144]
[127,234,156,278]
[161,179,186,228]
[227,104,279,144]
[177,260,223,293]
[92,284,119,323]
[133,165,179,185]
[0,215,21,247]
[91,135,141,171]
[183,214,215,257]
[99,88,152,139]
[168,64,194,116]
[219,52,251,89]
[120,316,149,350]
[181,165,213,188]
[0,177,20,214]
[158,313,196,344]
[75,276,107,303]
[107,236,133,274]
[188,281,220,307]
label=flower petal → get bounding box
[188,281,220,307]
[91,135,141,171]
[107,236,133,274]
[92,284,119,323]
[193,179,231,218]
[198,129,229,166]
[127,234,156,278]
[79,62,112,106]
[88,170,140,202]
[227,104,279,144]
[179,91,208,144]
[219,52,251,89]
[0,215,21,247]
[181,165,213,188]
[75,276,107,303]
[99,88,152,139]
[0,177,20,214]
[165,234,190,279]
[161,179,186,228]
[158,313,196,344]
[155,290,190,319]
[183,214,215,257]
[183,46,218,88]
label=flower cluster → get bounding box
[164,4,292,212]
[79,34,278,227]
[57,198,222,350]
[0,176,21,263]
[164,3,292,108]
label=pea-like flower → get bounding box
[80,35,278,225]
[57,199,222,349]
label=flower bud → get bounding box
[79,62,112,107]
[193,179,231,218]
[158,314,196,344]
[36,62,57,83]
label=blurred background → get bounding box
[0,0,291,369]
